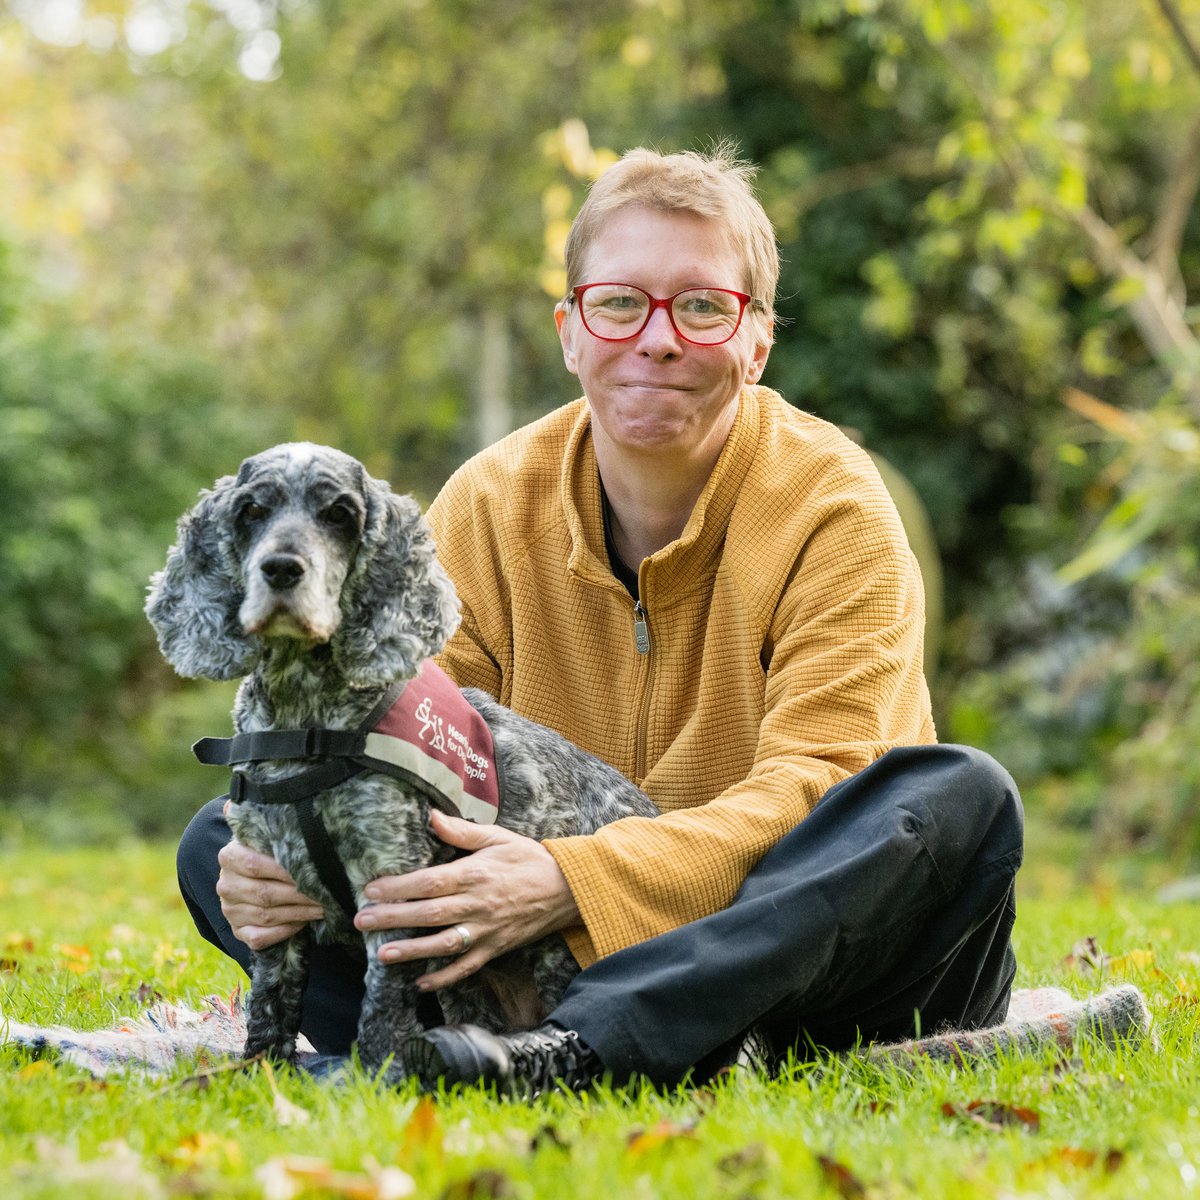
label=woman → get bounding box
[182,147,1022,1093]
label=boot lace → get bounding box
[506,1027,598,1096]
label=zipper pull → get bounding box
[633,601,650,655]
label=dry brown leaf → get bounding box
[439,1169,516,1200]
[1061,936,1105,973]
[717,1142,776,1177]
[816,1153,867,1198]
[136,982,165,1005]
[625,1117,700,1156]
[1028,1145,1126,1174]
[163,1131,242,1170]
[256,1155,416,1200]
[401,1095,443,1161]
[530,1123,571,1151]
[56,943,93,974]
[941,1100,1041,1133]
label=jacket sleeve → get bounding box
[542,487,935,966]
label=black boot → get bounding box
[402,1022,603,1096]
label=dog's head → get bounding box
[146,443,461,687]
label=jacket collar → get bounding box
[561,386,764,599]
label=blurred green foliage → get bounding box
[0,249,273,838]
[2,0,1200,854]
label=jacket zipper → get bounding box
[632,598,654,779]
[632,600,650,655]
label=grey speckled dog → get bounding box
[146,443,657,1082]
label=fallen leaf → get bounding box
[1042,1058,1115,1092]
[260,1060,312,1126]
[256,1155,416,1200]
[164,1131,242,1169]
[57,943,92,961]
[401,1095,443,1160]
[136,982,165,1006]
[941,1100,1041,1133]
[626,1117,700,1156]
[816,1153,867,1198]
[717,1142,776,1177]
[1061,936,1104,973]
[530,1124,571,1151]
[68,1078,110,1094]
[439,1169,516,1199]
[18,1061,55,1080]
[1028,1145,1126,1174]
[1107,947,1156,974]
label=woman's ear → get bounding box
[556,303,579,376]
[145,476,260,681]
[745,317,773,385]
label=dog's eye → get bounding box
[321,501,360,532]
[238,502,269,525]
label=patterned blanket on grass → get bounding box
[1,984,1152,1080]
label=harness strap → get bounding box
[227,760,368,922]
[194,728,367,766]
[293,796,359,923]
[228,758,366,805]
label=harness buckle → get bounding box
[229,772,247,802]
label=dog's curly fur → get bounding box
[146,443,658,1082]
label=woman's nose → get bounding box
[634,304,683,356]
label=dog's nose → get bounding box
[260,554,306,591]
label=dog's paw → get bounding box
[243,1035,298,1066]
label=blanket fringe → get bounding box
[2,985,1151,1080]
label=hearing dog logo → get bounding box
[415,695,448,751]
[371,659,501,822]
[413,687,493,784]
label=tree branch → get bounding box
[1070,202,1200,394]
[1147,111,1200,295]
[791,147,940,217]
[1155,0,1200,81]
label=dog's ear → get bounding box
[333,481,461,688]
[145,475,261,681]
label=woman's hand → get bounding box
[354,808,580,991]
[216,835,325,951]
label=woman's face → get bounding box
[556,206,771,465]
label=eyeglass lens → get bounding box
[578,285,745,344]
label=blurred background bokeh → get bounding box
[3,0,1199,878]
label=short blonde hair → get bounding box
[563,145,779,333]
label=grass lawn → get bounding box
[2,817,1199,1199]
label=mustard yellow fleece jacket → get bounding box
[427,385,936,968]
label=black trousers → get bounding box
[176,743,1023,1085]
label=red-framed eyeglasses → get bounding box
[568,282,758,346]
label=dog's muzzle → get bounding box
[260,553,306,591]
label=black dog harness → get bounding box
[193,660,501,922]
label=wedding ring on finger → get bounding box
[452,924,472,955]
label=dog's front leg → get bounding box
[356,930,426,1086]
[243,927,314,1065]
